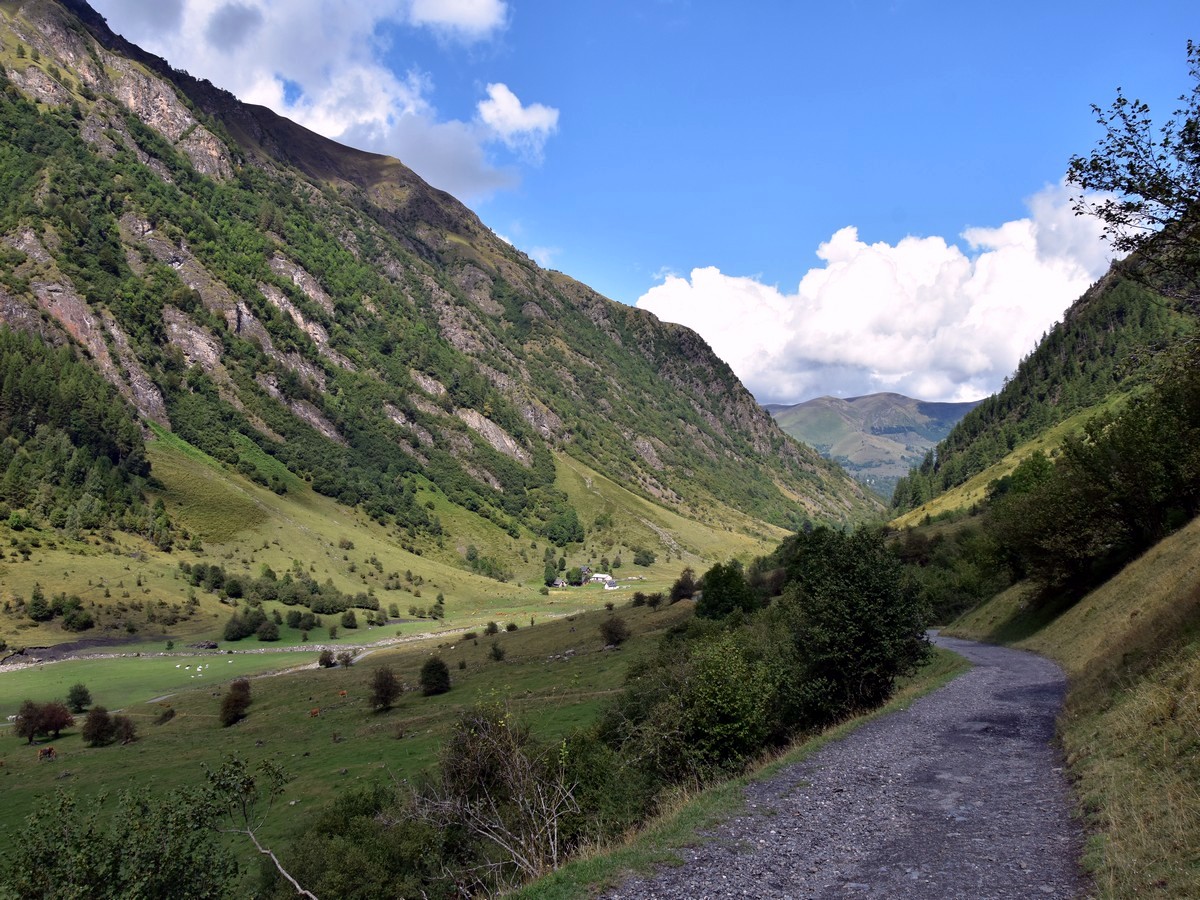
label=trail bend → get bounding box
[606,634,1089,899]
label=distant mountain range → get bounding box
[766,393,982,499]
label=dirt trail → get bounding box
[606,634,1089,899]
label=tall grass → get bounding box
[946,513,1200,897]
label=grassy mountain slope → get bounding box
[892,272,1191,512]
[768,392,980,498]
[0,0,878,647]
[944,513,1200,897]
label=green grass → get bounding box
[513,645,970,899]
[944,513,1200,898]
[4,432,761,652]
[0,599,695,865]
[891,396,1131,528]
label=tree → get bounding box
[256,619,280,641]
[113,715,138,745]
[220,679,252,727]
[341,609,358,629]
[14,700,42,744]
[598,615,631,646]
[370,665,402,709]
[773,528,929,725]
[1068,40,1200,310]
[82,706,116,747]
[419,656,452,696]
[695,561,757,619]
[39,701,73,739]
[66,683,92,713]
[633,548,656,567]
[205,755,317,898]
[318,649,336,668]
[336,650,355,668]
[669,567,696,603]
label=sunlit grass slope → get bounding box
[945,514,1200,897]
[0,433,777,652]
[890,396,1130,528]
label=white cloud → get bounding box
[89,0,553,202]
[407,0,508,41]
[636,183,1114,404]
[477,83,559,160]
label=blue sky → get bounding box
[89,1,1196,402]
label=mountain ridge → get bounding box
[0,0,879,569]
[768,392,981,499]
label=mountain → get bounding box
[767,393,981,499]
[0,0,878,594]
[890,270,1191,514]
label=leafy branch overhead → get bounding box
[1068,39,1200,308]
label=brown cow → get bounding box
[338,690,347,698]
[37,746,56,761]
[309,708,320,718]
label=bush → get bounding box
[318,649,336,668]
[419,656,452,696]
[336,650,355,668]
[369,665,402,710]
[489,642,506,662]
[598,616,630,647]
[219,680,251,727]
[341,610,358,629]
[113,715,138,744]
[695,561,757,619]
[66,683,92,714]
[256,619,280,641]
[504,622,518,632]
[485,621,499,635]
[82,706,115,746]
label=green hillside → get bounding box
[891,274,1191,512]
[769,392,980,499]
[944,513,1200,896]
[0,0,877,650]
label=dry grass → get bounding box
[946,514,1200,897]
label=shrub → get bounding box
[66,683,92,714]
[489,642,506,662]
[341,610,358,629]
[419,657,451,696]
[485,621,499,635]
[369,665,402,710]
[598,616,631,647]
[113,715,138,744]
[256,620,280,641]
[219,680,251,727]
[318,649,335,668]
[336,650,354,668]
[504,622,518,632]
[82,706,115,746]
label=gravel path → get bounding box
[605,634,1089,899]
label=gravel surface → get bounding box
[605,634,1090,899]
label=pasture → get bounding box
[0,599,694,864]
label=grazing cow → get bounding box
[338,690,347,697]
[37,747,56,761]
[309,708,320,718]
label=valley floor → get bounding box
[602,635,1088,899]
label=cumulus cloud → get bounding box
[636,184,1114,404]
[89,0,555,201]
[478,83,559,160]
[407,0,508,41]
